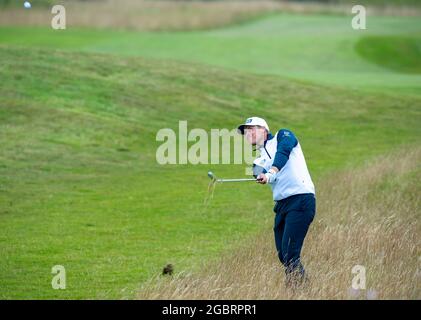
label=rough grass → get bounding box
[138,147,421,299]
[1,0,421,32]
[0,0,283,31]
[0,45,420,299]
[1,8,421,299]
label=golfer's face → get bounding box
[244,126,266,145]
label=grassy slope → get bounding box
[139,147,421,299]
[355,35,421,74]
[0,14,421,96]
[1,12,421,299]
[0,46,420,299]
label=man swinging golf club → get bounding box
[237,117,316,288]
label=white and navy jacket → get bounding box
[253,129,315,201]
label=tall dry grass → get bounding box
[138,146,421,299]
[0,0,282,31]
[1,0,420,31]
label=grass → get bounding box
[0,14,420,96]
[2,0,421,32]
[0,45,420,299]
[337,0,421,6]
[0,0,283,31]
[355,35,421,74]
[139,147,421,299]
[0,8,421,299]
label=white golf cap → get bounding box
[237,117,270,135]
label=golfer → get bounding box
[237,117,316,287]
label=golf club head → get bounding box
[207,171,216,181]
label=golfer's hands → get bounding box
[256,173,267,184]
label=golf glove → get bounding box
[264,169,277,184]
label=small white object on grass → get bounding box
[24,1,31,9]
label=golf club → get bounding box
[207,171,256,183]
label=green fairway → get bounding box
[0,12,421,299]
[1,14,421,96]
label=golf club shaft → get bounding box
[217,178,256,182]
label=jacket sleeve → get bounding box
[272,129,298,171]
[252,164,266,178]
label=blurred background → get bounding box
[1,0,421,31]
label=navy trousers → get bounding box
[273,193,316,284]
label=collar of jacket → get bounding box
[256,132,274,155]
[265,132,274,145]
[259,132,274,149]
